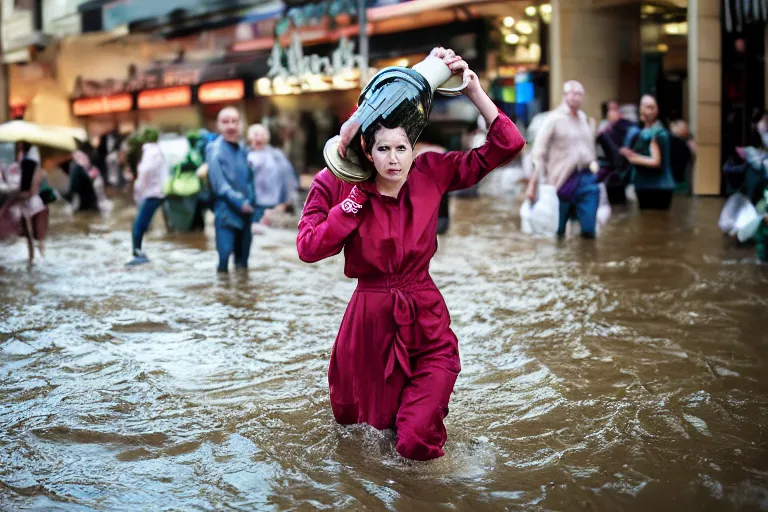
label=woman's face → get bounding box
[367,127,414,186]
[640,96,658,124]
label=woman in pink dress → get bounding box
[297,48,525,461]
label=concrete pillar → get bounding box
[550,0,640,120]
[688,0,722,195]
[0,0,7,123]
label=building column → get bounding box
[549,0,640,120]
[688,0,722,195]
[0,0,7,123]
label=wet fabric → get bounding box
[19,207,48,241]
[207,137,254,231]
[248,146,298,208]
[134,143,168,203]
[215,220,252,272]
[557,170,599,237]
[630,121,675,191]
[132,197,163,252]
[64,164,99,212]
[297,110,524,460]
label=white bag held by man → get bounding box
[520,183,560,236]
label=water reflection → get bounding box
[1,195,767,511]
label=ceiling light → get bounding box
[525,5,537,16]
[516,21,534,34]
[503,16,515,27]
[540,4,552,14]
[505,33,520,44]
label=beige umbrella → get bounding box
[0,121,85,152]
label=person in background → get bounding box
[183,130,206,231]
[246,123,298,230]
[128,129,167,265]
[596,100,635,204]
[64,146,100,213]
[208,107,255,272]
[15,158,48,263]
[619,95,676,210]
[527,80,600,239]
[669,119,696,189]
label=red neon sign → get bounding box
[198,80,245,104]
[137,86,192,110]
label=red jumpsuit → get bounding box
[297,110,524,460]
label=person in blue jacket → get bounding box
[207,107,255,272]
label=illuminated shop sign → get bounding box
[254,33,364,96]
[198,80,245,104]
[137,86,192,110]
[72,94,134,116]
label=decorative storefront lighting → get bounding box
[524,5,537,16]
[503,16,515,27]
[505,33,520,44]
[516,21,534,34]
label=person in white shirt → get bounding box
[128,129,167,265]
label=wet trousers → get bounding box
[557,171,599,238]
[215,221,252,272]
[132,197,163,252]
[329,279,460,461]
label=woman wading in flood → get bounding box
[296,47,525,461]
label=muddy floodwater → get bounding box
[1,195,767,511]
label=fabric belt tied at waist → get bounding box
[356,275,432,380]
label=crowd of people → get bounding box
[1,73,766,267]
[1,44,767,468]
[0,109,300,269]
[520,80,699,240]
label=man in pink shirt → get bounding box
[526,81,599,238]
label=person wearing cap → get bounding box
[296,47,525,461]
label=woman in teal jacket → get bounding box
[620,95,676,210]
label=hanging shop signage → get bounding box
[72,61,239,99]
[72,94,134,116]
[137,86,193,110]
[198,80,245,104]
[254,33,364,96]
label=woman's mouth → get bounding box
[387,168,400,174]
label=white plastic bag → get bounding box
[596,182,612,230]
[719,193,755,236]
[520,184,560,236]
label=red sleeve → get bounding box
[296,170,364,263]
[419,110,525,194]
